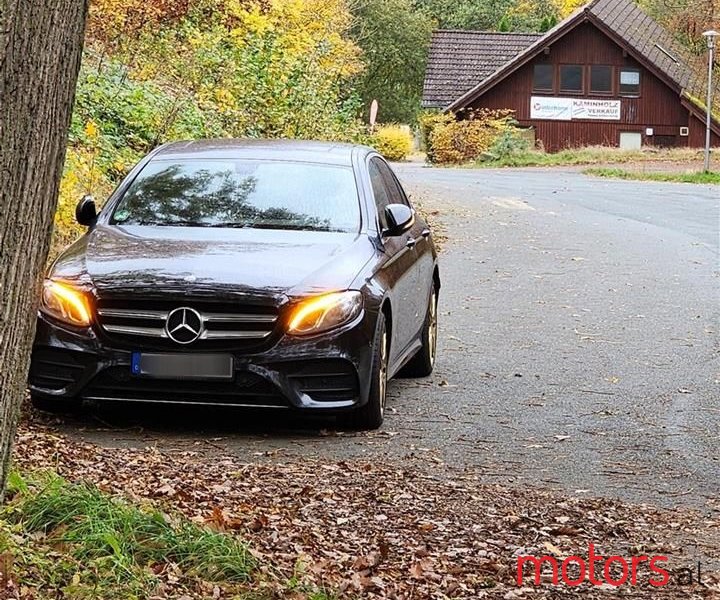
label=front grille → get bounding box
[81,367,287,407]
[29,348,91,391]
[285,359,359,402]
[95,297,280,350]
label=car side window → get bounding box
[369,157,393,229]
[384,171,411,208]
[372,157,411,209]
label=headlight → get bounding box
[40,280,92,327]
[288,291,362,336]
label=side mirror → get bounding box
[383,204,414,237]
[75,195,97,227]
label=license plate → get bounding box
[131,353,234,381]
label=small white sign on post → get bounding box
[369,99,379,130]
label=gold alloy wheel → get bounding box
[428,289,438,367]
[378,328,388,415]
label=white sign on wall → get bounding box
[530,96,621,121]
[620,71,640,85]
[530,96,573,120]
[571,98,621,120]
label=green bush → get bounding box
[372,124,414,161]
[71,60,225,170]
[484,128,531,161]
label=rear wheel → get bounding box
[340,312,388,431]
[400,286,438,377]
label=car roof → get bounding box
[152,139,373,167]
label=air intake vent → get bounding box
[29,348,92,391]
[284,359,359,402]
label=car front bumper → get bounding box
[29,310,376,412]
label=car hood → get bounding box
[50,225,376,298]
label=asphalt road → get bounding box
[52,165,720,508]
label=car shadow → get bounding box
[25,381,403,440]
[34,404,342,438]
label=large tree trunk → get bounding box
[0,0,88,496]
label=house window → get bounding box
[619,68,641,96]
[559,65,583,93]
[590,65,613,94]
[533,64,554,92]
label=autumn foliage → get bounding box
[87,0,192,56]
[372,125,414,161]
[54,0,366,256]
[423,110,517,164]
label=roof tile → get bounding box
[422,31,541,108]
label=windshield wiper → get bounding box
[163,220,211,227]
[127,220,210,227]
[131,220,340,232]
[205,222,316,230]
[207,222,248,228]
[247,223,327,232]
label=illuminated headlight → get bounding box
[288,291,362,336]
[40,280,92,327]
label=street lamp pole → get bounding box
[702,30,718,172]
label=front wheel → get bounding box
[400,286,438,377]
[340,312,388,431]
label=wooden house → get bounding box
[422,0,720,151]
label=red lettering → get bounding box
[516,546,672,588]
[604,556,629,586]
[649,556,670,586]
[587,543,604,585]
[517,556,558,586]
[630,555,648,584]
[561,556,586,586]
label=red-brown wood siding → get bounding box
[465,22,719,151]
[687,112,720,148]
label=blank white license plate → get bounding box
[131,353,234,381]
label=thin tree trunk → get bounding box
[0,0,88,497]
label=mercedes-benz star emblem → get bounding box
[165,307,204,344]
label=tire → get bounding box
[31,394,81,414]
[400,286,438,378]
[340,312,388,431]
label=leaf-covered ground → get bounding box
[6,410,720,599]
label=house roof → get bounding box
[586,0,697,93]
[423,0,719,121]
[421,31,541,108]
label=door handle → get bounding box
[406,237,416,248]
[421,228,431,238]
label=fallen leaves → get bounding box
[9,414,720,599]
[541,541,563,557]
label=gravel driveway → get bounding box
[49,165,719,509]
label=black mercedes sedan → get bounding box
[29,139,439,429]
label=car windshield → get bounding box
[110,159,360,232]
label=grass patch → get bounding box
[467,146,704,168]
[584,167,720,184]
[1,472,254,597]
[0,472,335,599]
